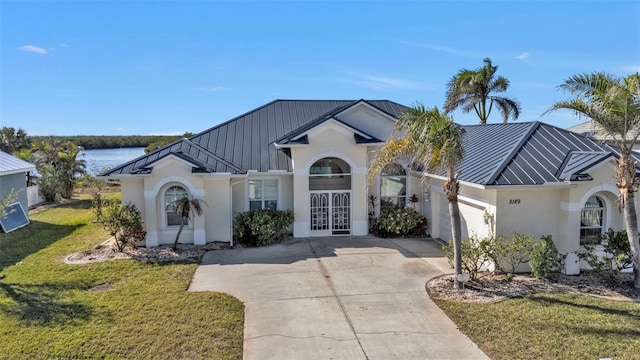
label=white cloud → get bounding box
[18,45,48,54]
[196,86,226,92]
[333,69,430,91]
[624,65,640,72]
[401,41,484,58]
[515,52,530,60]
[60,42,69,48]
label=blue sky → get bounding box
[1,1,639,136]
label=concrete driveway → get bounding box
[189,236,489,360]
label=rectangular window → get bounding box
[380,175,406,210]
[249,179,278,210]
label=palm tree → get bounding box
[444,57,521,124]
[168,196,208,250]
[545,72,640,288]
[57,145,87,199]
[369,105,465,289]
[33,140,86,199]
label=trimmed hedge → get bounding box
[233,209,294,247]
[372,207,428,238]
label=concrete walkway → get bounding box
[189,236,489,360]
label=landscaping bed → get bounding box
[427,272,640,303]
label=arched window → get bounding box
[165,185,188,226]
[580,195,604,245]
[380,163,407,210]
[309,157,351,191]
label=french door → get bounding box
[310,191,351,236]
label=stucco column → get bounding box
[351,168,368,236]
[558,204,581,275]
[143,192,159,247]
[193,194,206,245]
[292,169,309,237]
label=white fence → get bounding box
[27,185,44,208]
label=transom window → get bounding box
[309,157,351,191]
[249,179,278,210]
[380,163,407,210]
[580,195,604,245]
[165,185,188,226]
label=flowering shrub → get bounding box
[372,207,428,238]
[102,202,146,251]
[233,209,294,247]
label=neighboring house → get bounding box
[568,120,640,151]
[0,150,36,215]
[102,100,634,275]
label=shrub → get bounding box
[488,233,536,280]
[102,202,146,251]
[443,235,493,281]
[372,207,428,238]
[578,228,632,279]
[234,209,294,247]
[529,235,560,279]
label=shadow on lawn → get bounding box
[0,281,97,326]
[0,221,82,272]
[0,198,91,272]
[529,293,640,320]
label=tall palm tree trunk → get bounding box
[445,170,463,289]
[617,153,640,288]
[623,191,640,288]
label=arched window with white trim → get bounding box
[165,185,188,226]
[380,163,407,210]
[580,195,604,245]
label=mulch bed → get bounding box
[427,272,640,303]
[65,238,231,264]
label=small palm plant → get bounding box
[167,196,208,250]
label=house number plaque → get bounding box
[508,199,521,204]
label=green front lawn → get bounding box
[0,198,244,359]
[435,293,640,360]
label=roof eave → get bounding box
[0,167,36,176]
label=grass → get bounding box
[434,293,640,360]
[0,196,244,359]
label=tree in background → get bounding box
[144,132,194,153]
[167,196,208,250]
[81,174,112,222]
[32,139,86,200]
[546,72,640,288]
[57,145,87,198]
[368,105,465,289]
[444,58,521,125]
[0,127,29,154]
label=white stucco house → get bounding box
[102,99,636,275]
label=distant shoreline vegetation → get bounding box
[29,133,193,152]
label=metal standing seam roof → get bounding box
[102,99,407,176]
[0,151,36,176]
[453,121,617,186]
